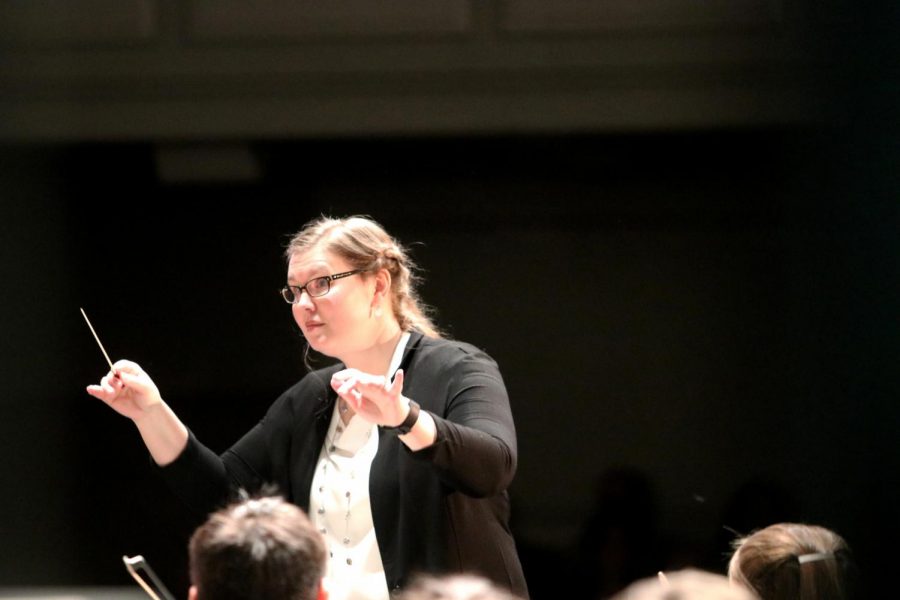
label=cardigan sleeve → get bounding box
[405,342,518,498]
[154,428,232,516]
[156,376,313,516]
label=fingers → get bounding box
[112,359,143,376]
[117,370,148,391]
[332,374,385,396]
[110,361,158,394]
[85,359,153,401]
[330,368,354,383]
[334,374,360,400]
[85,384,110,401]
[331,374,365,412]
[330,367,405,416]
[331,368,386,387]
[331,370,354,406]
[86,372,125,403]
[100,373,121,394]
[331,368,403,394]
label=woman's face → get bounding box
[287,248,378,360]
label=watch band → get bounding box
[391,399,420,435]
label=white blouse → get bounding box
[309,332,411,600]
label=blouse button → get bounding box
[346,558,353,565]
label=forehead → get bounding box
[287,248,351,282]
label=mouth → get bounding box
[305,321,324,331]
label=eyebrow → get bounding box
[287,264,331,285]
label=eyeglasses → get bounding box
[280,269,365,304]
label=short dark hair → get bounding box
[189,496,326,600]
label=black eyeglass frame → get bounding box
[280,269,365,304]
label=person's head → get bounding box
[283,216,440,362]
[188,496,327,600]
[612,569,756,600]
[398,574,523,600]
[728,523,853,600]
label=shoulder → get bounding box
[404,334,510,416]
[406,334,503,381]
[412,334,496,361]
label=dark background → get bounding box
[0,3,897,599]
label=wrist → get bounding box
[131,397,166,425]
[133,401,189,466]
[397,409,436,450]
[387,398,420,434]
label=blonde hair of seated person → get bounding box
[728,523,852,600]
[612,569,757,600]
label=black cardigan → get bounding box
[160,331,528,597]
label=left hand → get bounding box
[331,368,409,427]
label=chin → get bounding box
[305,334,337,358]
[312,345,339,360]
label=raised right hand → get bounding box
[86,360,163,422]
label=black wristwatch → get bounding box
[388,399,420,435]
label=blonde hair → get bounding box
[728,523,852,600]
[613,569,756,600]
[399,574,522,600]
[285,215,442,339]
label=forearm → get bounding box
[133,401,189,466]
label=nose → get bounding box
[292,295,314,328]
[294,289,316,311]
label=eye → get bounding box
[307,276,330,296]
[280,286,298,303]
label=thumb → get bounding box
[390,369,404,394]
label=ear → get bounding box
[371,268,392,303]
[188,584,199,600]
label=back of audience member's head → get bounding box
[728,523,853,600]
[612,569,757,600]
[399,574,523,600]
[188,495,327,600]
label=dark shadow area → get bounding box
[1,117,896,599]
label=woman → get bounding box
[87,216,527,600]
[728,523,854,600]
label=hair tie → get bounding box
[797,552,832,564]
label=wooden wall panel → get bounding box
[499,0,782,33]
[0,0,817,139]
[186,0,471,40]
[0,0,158,46]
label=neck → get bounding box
[341,321,404,375]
